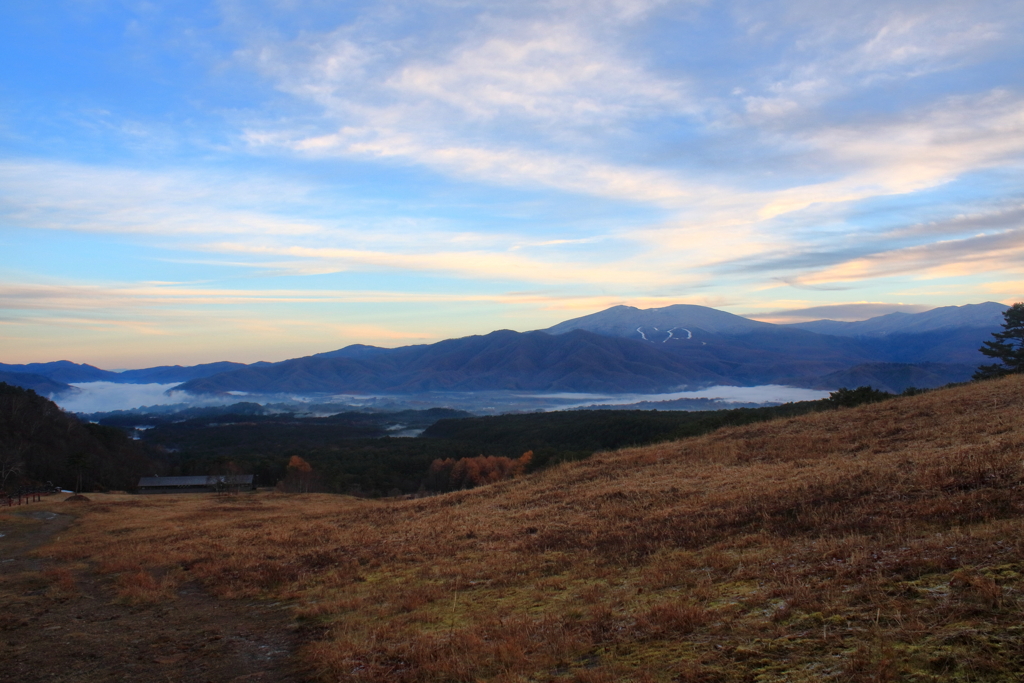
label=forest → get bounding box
[111,399,850,494]
[0,382,159,492]
[2,381,908,495]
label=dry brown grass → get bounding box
[19,374,1024,681]
[42,567,80,601]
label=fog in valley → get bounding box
[53,382,832,416]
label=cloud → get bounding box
[556,384,831,409]
[281,127,705,207]
[647,88,1024,284]
[734,0,1015,121]
[0,158,660,286]
[385,21,687,126]
[263,66,1024,280]
[0,282,711,313]
[0,157,687,287]
[885,204,1024,240]
[12,5,1021,284]
[800,91,1024,188]
[53,382,232,413]
[240,4,710,206]
[718,90,1024,227]
[789,229,1024,286]
[747,302,933,324]
[206,241,667,285]
[0,160,325,237]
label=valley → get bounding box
[4,374,1024,681]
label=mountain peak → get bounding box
[541,303,770,340]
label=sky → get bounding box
[2,0,1023,368]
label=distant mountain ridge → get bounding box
[0,371,75,397]
[0,360,117,384]
[2,302,1010,396]
[115,361,249,383]
[533,302,1006,390]
[172,302,1006,396]
[0,360,248,386]
[313,344,423,360]
[784,302,1007,337]
[543,302,1007,340]
[176,329,736,395]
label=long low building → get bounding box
[136,475,256,494]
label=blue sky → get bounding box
[2,0,1023,368]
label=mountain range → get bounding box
[0,360,248,386]
[0,302,1009,397]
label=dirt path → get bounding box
[0,504,309,682]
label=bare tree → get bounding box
[0,446,25,492]
[68,450,88,494]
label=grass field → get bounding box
[17,374,1024,681]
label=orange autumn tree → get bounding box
[427,451,532,491]
[277,455,319,493]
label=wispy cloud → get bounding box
[796,91,1024,192]
[735,1,1014,121]
[884,204,1024,240]
[289,130,706,207]
[0,161,325,237]
[0,158,690,288]
[384,21,687,126]
[244,12,705,206]
[205,241,666,285]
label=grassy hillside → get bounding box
[34,374,1024,681]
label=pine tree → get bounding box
[974,303,1024,380]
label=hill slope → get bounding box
[43,374,1024,681]
[0,382,158,491]
[809,361,976,393]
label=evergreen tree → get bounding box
[827,386,893,408]
[974,303,1024,380]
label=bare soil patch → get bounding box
[0,499,308,682]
